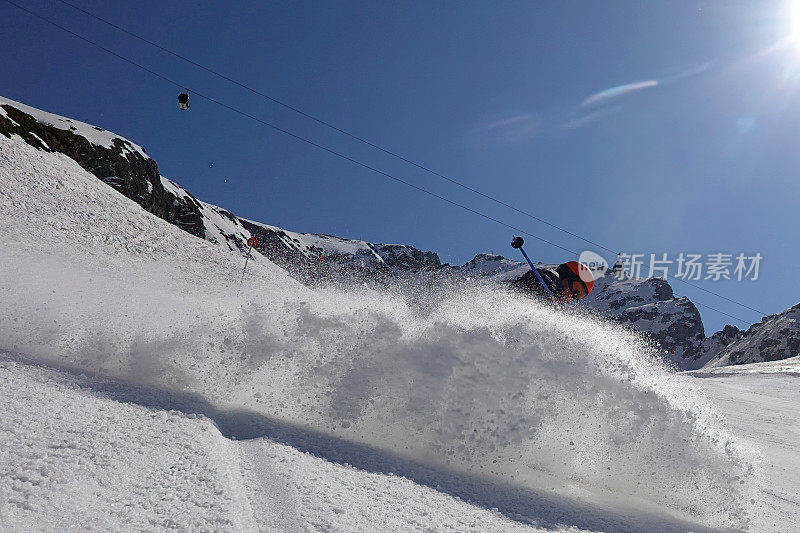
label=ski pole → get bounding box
[240,244,252,284]
[240,235,260,285]
[512,236,556,301]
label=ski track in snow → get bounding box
[0,123,793,531]
[1,356,576,532]
[0,360,253,531]
[3,351,796,532]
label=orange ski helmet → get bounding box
[563,261,595,296]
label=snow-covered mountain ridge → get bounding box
[703,303,800,367]
[2,94,795,370]
[2,94,795,531]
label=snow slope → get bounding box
[0,358,257,531]
[1,357,551,532]
[694,355,800,376]
[0,114,776,530]
[13,351,787,532]
[690,358,800,531]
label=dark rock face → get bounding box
[618,298,706,366]
[691,324,744,367]
[709,303,800,366]
[372,244,442,271]
[167,191,206,239]
[716,324,743,344]
[651,278,675,302]
[0,103,205,239]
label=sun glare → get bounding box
[788,0,800,51]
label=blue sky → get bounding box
[2,0,799,333]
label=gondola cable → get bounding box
[2,0,764,325]
[47,0,772,319]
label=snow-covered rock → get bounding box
[457,253,533,281]
[0,95,148,158]
[583,275,675,316]
[617,298,705,366]
[690,325,744,369]
[244,219,383,266]
[372,243,442,271]
[703,303,800,367]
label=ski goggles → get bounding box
[569,279,588,299]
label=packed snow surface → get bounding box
[0,128,782,530]
[690,359,800,531]
[0,358,553,532]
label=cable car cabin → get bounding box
[177,93,190,110]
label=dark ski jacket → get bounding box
[510,264,574,303]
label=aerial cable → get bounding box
[3,0,575,256]
[3,0,763,324]
[51,0,615,255]
[689,301,750,325]
[47,0,772,318]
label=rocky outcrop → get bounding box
[456,253,530,281]
[584,277,675,313]
[0,98,205,238]
[704,304,800,367]
[691,325,743,368]
[372,244,442,272]
[617,298,706,368]
[573,274,705,368]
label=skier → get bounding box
[509,236,594,303]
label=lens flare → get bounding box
[581,81,659,108]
